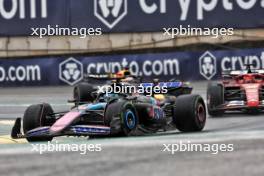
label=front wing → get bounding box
[11,118,111,139]
[213,101,264,111]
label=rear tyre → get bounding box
[23,103,54,142]
[173,94,206,132]
[207,83,224,117]
[73,83,95,105]
[105,101,138,136]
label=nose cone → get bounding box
[242,84,260,107]
[50,111,81,134]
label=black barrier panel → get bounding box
[0,0,264,35]
[0,48,264,86]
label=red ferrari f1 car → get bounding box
[207,64,264,117]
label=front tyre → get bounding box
[207,82,224,117]
[173,94,206,132]
[105,101,138,136]
[23,103,54,142]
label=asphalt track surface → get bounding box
[0,82,264,176]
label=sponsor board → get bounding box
[94,0,128,29]
[199,51,217,80]
[59,57,83,86]
[0,0,264,35]
[0,0,68,35]
[0,48,264,86]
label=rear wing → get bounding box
[222,70,264,77]
[141,82,183,88]
[82,74,113,84]
[84,74,111,80]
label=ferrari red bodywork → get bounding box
[223,74,264,109]
[207,68,264,116]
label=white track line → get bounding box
[0,120,14,125]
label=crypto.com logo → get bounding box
[59,57,83,85]
[199,51,217,80]
[94,0,127,29]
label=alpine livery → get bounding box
[11,81,206,142]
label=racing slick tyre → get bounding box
[73,83,95,105]
[23,103,54,142]
[105,101,139,136]
[207,83,225,117]
[173,94,206,132]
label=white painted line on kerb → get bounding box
[0,120,14,125]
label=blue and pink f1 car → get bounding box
[11,81,206,142]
